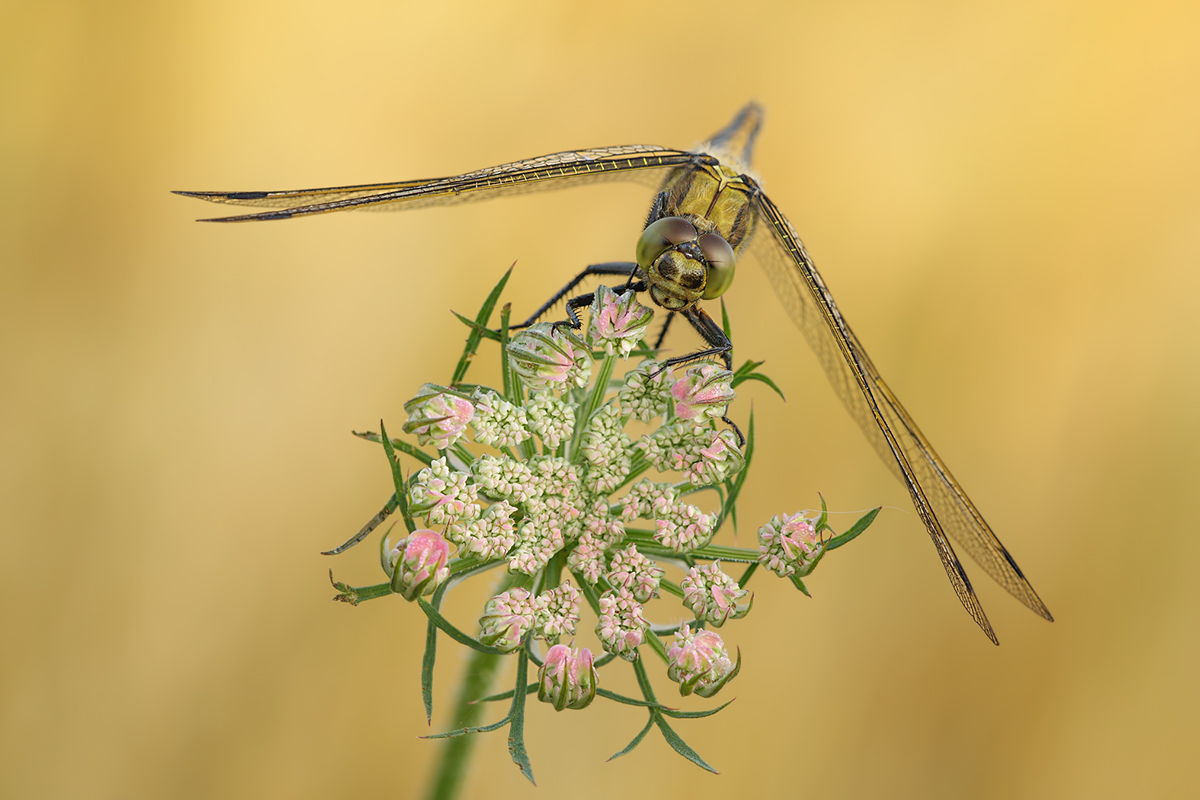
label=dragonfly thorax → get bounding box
[635,216,736,311]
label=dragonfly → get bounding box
[177,103,1052,644]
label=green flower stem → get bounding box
[643,631,670,664]
[570,353,616,459]
[423,570,524,800]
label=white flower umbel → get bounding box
[618,360,672,422]
[470,454,535,503]
[446,499,518,561]
[654,501,717,554]
[470,389,532,448]
[408,458,482,526]
[525,391,575,449]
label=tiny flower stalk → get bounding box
[327,270,880,789]
[537,645,597,711]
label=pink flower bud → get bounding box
[383,529,451,601]
[667,625,741,698]
[508,323,593,390]
[477,588,536,653]
[758,512,823,578]
[537,645,597,711]
[588,285,654,357]
[403,384,475,450]
[670,364,735,422]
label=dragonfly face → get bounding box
[177,103,1052,644]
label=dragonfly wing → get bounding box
[176,145,694,222]
[751,194,1053,643]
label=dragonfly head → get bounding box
[635,216,736,311]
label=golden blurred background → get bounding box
[3,0,1198,797]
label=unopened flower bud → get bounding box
[508,323,593,390]
[588,285,654,358]
[680,561,751,626]
[667,625,740,698]
[537,645,597,711]
[478,588,536,653]
[683,429,745,486]
[758,511,823,578]
[670,364,735,423]
[382,529,451,601]
[402,384,475,450]
[408,458,480,526]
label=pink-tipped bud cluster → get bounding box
[666,625,740,698]
[508,323,593,390]
[403,384,475,450]
[382,529,451,601]
[477,588,537,653]
[537,645,597,711]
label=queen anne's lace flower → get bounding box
[606,544,665,603]
[683,429,745,486]
[580,498,625,546]
[596,588,648,661]
[639,420,735,485]
[525,391,575,449]
[580,405,632,493]
[680,561,751,626]
[757,511,823,577]
[508,512,566,575]
[408,458,481,525]
[666,625,740,697]
[470,389,531,448]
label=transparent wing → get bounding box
[750,193,1053,644]
[175,145,695,222]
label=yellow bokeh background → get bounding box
[3,1,1198,797]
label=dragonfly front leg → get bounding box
[510,262,642,330]
[657,306,733,372]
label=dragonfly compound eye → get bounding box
[636,216,698,270]
[698,233,736,299]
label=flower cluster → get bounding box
[332,273,878,778]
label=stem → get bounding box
[423,571,523,800]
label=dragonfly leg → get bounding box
[653,311,676,350]
[652,306,733,372]
[556,277,649,331]
[510,262,641,330]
